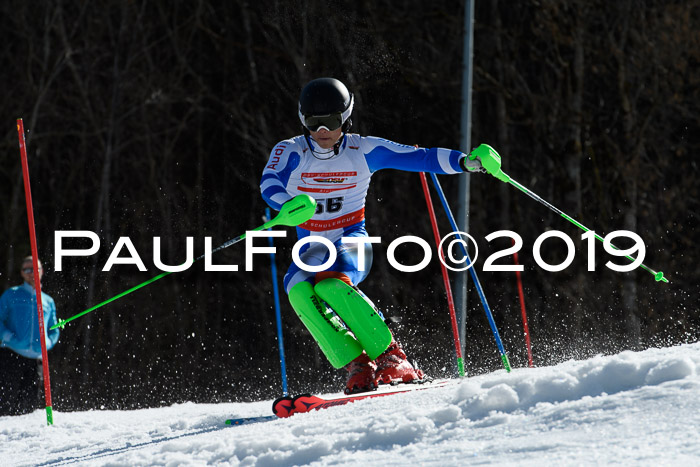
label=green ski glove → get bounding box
[469,143,510,183]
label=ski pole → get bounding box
[428,173,511,372]
[264,207,289,396]
[467,146,666,285]
[52,195,317,330]
[419,173,465,377]
[506,175,667,283]
[17,118,54,425]
[470,143,667,283]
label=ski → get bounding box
[272,379,455,418]
[225,415,278,426]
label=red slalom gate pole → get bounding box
[419,173,465,377]
[512,238,533,367]
[17,118,54,425]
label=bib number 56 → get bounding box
[315,197,344,214]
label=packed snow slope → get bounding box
[2,342,699,466]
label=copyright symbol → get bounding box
[438,231,478,272]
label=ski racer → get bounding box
[260,77,505,394]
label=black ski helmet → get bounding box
[298,78,354,133]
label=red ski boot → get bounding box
[374,340,424,385]
[344,353,377,395]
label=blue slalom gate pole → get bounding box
[266,208,289,395]
[428,173,511,372]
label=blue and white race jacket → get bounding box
[261,133,465,242]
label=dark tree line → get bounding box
[0,0,697,410]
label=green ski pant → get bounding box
[288,278,393,368]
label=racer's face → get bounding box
[310,127,343,150]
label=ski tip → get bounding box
[225,415,277,425]
[225,418,249,426]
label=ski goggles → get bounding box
[298,95,354,132]
[301,113,344,132]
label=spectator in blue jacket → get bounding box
[0,257,59,416]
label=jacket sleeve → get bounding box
[361,136,464,174]
[45,296,60,350]
[260,140,301,211]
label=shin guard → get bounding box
[314,278,392,360]
[288,281,363,368]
